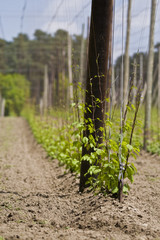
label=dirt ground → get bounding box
[0,117,160,240]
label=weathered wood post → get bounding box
[79,0,113,192]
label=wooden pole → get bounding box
[116,66,120,105]
[62,48,66,107]
[124,0,132,106]
[79,24,85,87]
[140,53,143,84]
[158,47,160,120]
[152,64,158,105]
[112,65,116,106]
[1,98,5,117]
[43,65,49,112]
[48,68,54,108]
[79,0,113,192]
[83,17,91,90]
[79,23,85,103]
[67,33,73,105]
[132,58,137,104]
[139,54,146,104]
[0,92,2,116]
[144,0,156,150]
[106,12,113,113]
[39,98,43,117]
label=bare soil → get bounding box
[0,117,160,240]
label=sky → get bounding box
[0,0,160,61]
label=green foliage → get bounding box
[147,141,160,155]
[0,237,5,240]
[146,107,160,156]
[0,29,86,107]
[0,73,30,116]
[24,100,141,196]
[84,114,139,194]
[25,106,83,174]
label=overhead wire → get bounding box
[20,0,27,33]
[137,0,150,52]
[68,1,91,26]
[46,0,65,32]
[113,0,160,61]
[0,0,159,63]
[131,6,151,18]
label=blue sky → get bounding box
[0,0,160,61]
[0,0,92,40]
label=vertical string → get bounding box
[118,0,125,181]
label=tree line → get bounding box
[0,29,87,110]
[0,28,159,111]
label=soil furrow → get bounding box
[0,117,160,240]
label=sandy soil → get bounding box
[0,117,160,240]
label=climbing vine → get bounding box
[24,96,141,197]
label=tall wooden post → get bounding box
[132,58,137,104]
[79,0,113,192]
[48,69,54,108]
[79,24,85,86]
[67,33,73,105]
[106,11,113,113]
[62,48,66,107]
[140,54,143,84]
[124,0,132,106]
[0,92,2,116]
[79,24,85,103]
[152,64,158,105]
[116,66,120,105]
[112,66,116,106]
[39,98,43,117]
[43,65,49,112]
[140,54,146,104]
[144,0,156,150]
[158,47,160,120]
[1,98,5,117]
[83,17,91,90]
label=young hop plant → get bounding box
[25,80,142,200]
[81,79,142,199]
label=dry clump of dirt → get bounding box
[0,117,160,240]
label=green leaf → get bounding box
[112,187,118,194]
[126,144,133,151]
[71,103,76,107]
[81,155,91,162]
[96,148,103,155]
[83,136,89,145]
[131,104,136,111]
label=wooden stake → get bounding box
[79,24,85,87]
[124,0,132,106]
[158,47,160,119]
[67,33,73,105]
[1,98,5,117]
[43,65,49,112]
[112,66,116,106]
[144,0,156,150]
[132,58,137,104]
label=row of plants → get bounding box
[23,98,142,195]
[147,108,160,155]
[0,73,30,116]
